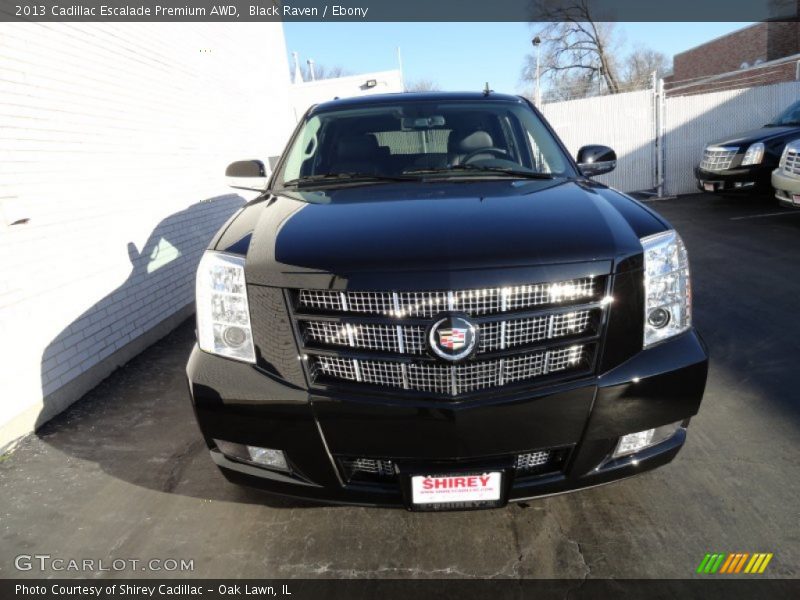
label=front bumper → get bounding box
[771,168,800,208]
[187,329,708,509]
[695,164,773,193]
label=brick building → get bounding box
[665,22,800,95]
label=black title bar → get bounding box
[5,579,800,600]
[2,0,799,22]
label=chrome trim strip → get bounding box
[312,416,346,487]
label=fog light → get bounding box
[222,325,247,348]
[214,439,289,471]
[247,446,288,470]
[612,421,683,459]
[647,307,671,329]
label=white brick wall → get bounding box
[0,23,294,446]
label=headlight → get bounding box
[641,230,691,347]
[196,251,256,363]
[741,142,765,166]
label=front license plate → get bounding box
[411,472,503,510]
[792,194,800,206]
[703,182,716,192]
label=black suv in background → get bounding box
[695,99,800,195]
[187,92,708,510]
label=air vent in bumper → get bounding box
[339,457,396,483]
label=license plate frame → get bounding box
[409,471,504,511]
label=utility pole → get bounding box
[532,36,542,106]
[397,46,404,90]
[291,51,302,84]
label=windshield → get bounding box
[274,99,575,189]
[769,100,800,126]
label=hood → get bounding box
[709,125,800,148]
[242,180,666,289]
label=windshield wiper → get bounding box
[404,165,554,179]
[282,172,418,187]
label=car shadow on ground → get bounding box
[35,317,323,508]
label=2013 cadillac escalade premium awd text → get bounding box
[186,92,708,510]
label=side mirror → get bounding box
[576,145,617,177]
[225,160,268,191]
[127,241,140,265]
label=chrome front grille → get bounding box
[700,146,737,171]
[783,148,800,175]
[310,344,592,395]
[293,276,605,398]
[301,309,598,356]
[297,277,598,318]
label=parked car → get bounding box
[186,92,708,510]
[771,139,800,208]
[695,99,800,195]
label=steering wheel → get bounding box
[460,147,508,164]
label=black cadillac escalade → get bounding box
[187,92,708,510]
[695,99,800,195]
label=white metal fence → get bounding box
[541,89,656,193]
[541,81,800,196]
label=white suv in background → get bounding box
[772,139,800,208]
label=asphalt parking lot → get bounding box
[1,193,799,580]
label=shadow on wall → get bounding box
[33,191,311,506]
[37,194,246,433]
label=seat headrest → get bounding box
[337,135,379,160]
[449,130,493,153]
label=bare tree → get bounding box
[406,78,441,92]
[301,64,351,81]
[541,72,595,102]
[623,46,671,86]
[523,0,623,98]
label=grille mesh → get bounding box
[700,147,737,171]
[297,277,599,318]
[343,457,395,476]
[515,450,550,470]
[302,309,596,355]
[339,457,396,483]
[312,345,591,395]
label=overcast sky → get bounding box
[284,22,753,93]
